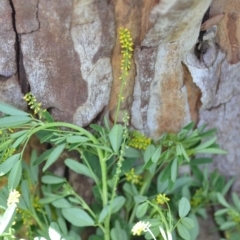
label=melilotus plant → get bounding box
[0,28,229,240]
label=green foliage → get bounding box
[0,96,232,240]
[0,27,235,240]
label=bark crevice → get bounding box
[9,0,30,94]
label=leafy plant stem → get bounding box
[129,171,152,224]
[72,192,97,220]
[27,121,110,239]
[147,200,170,233]
[31,205,46,232]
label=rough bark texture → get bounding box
[1,0,240,238]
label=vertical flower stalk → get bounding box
[23,92,46,119]
[114,28,133,124]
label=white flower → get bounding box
[131,221,151,236]
[7,189,21,207]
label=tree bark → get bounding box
[1,0,240,204]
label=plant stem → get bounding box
[114,72,126,125]
[148,201,170,233]
[129,171,152,224]
[25,121,110,240]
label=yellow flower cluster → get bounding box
[190,188,204,207]
[0,148,15,163]
[119,28,133,72]
[156,193,170,205]
[125,168,142,185]
[23,92,46,119]
[228,209,240,223]
[19,209,34,226]
[32,196,42,212]
[128,131,152,150]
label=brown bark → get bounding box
[1,0,240,199]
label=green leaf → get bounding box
[179,197,191,218]
[10,130,29,139]
[188,213,199,240]
[124,147,141,158]
[110,220,128,240]
[98,206,110,223]
[152,146,161,163]
[57,217,68,235]
[0,204,17,234]
[171,158,178,182]
[179,144,190,162]
[221,177,235,196]
[42,111,54,123]
[84,143,113,153]
[214,209,229,217]
[183,122,195,131]
[232,192,240,211]
[181,217,194,229]
[8,160,22,190]
[220,221,237,231]
[39,132,54,143]
[66,136,89,143]
[160,161,172,182]
[194,137,217,151]
[109,124,123,152]
[12,133,28,149]
[134,196,147,204]
[90,124,105,133]
[177,223,190,240]
[111,196,125,213]
[0,115,31,127]
[0,153,20,176]
[136,202,148,218]
[52,198,72,208]
[144,145,155,163]
[98,196,125,223]
[0,140,12,152]
[41,175,66,184]
[21,180,30,208]
[217,192,230,208]
[33,148,54,166]
[195,148,227,154]
[64,158,97,181]
[43,143,66,171]
[123,182,139,196]
[48,222,62,240]
[62,208,94,227]
[0,102,29,116]
[29,151,39,184]
[39,194,62,204]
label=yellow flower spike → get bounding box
[156,193,170,205]
[125,168,142,185]
[23,92,46,119]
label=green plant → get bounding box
[214,192,240,240]
[0,28,228,240]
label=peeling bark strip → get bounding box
[200,13,224,31]
[132,0,212,137]
[214,0,240,64]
